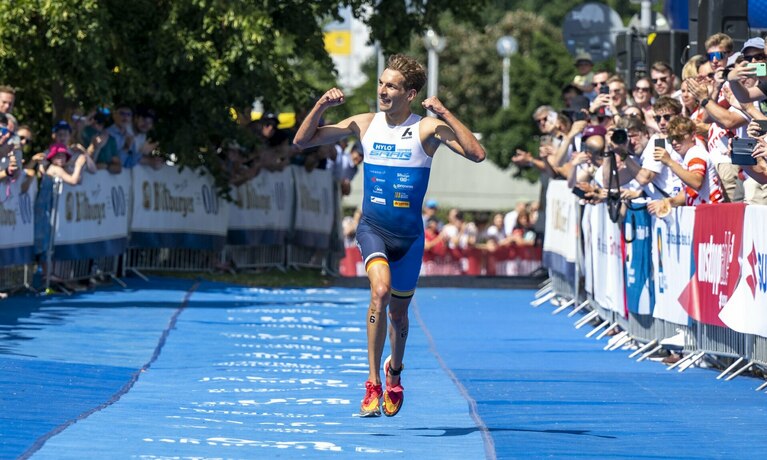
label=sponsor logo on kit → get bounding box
[371,196,386,205]
[396,172,410,182]
[393,200,410,208]
[394,192,409,199]
[373,185,384,194]
[393,183,413,190]
[401,127,413,139]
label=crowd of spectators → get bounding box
[511,32,767,224]
[0,90,365,288]
[343,197,542,274]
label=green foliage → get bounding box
[0,0,482,171]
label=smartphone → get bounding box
[731,138,757,166]
[654,138,666,149]
[756,120,767,135]
[749,62,767,77]
[599,84,610,95]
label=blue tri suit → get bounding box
[356,112,432,299]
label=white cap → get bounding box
[726,52,741,67]
[742,37,765,52]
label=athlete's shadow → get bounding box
[405,426,616,439]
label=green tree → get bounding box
[0,0,485,171]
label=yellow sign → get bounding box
[324,30,352,55]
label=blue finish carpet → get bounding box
[1,279,765,459]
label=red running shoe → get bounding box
[359,380,382,417]
[383,355,404,417]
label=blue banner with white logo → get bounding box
[624,205,654,315]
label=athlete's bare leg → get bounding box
[366,262,391,385]
[386,295,411,385]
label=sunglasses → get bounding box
[18,135,28,143]
[708,51,726,61]
[634,86,651,92]
[651,77,668,84]
[743,54,766,62]
[594,81,607,87]
[668,135,687,143]
[535,117,547,124]
[654,114,674,123]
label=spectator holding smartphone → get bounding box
[648,116,723,216]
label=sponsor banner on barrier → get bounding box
[130,165,228,250]
[54,170,130,259]
[542,180,578,281]
[591,203,626,316]
[652,207,695,326]
[228,169,293,246]
[291,166,333,249]
[0,175,36,266]
[679,203,745,328]
[624,206,654,315]
[720,205,767,337]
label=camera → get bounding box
[611,128,628,145]
[731,138,757,166]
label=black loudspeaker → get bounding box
[688,0,700,55]
[689,0,749,55]
[647,30,690,77]
[616,31,647,89]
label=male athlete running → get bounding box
[293,54,485,417]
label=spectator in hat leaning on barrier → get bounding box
[293,54,485,418]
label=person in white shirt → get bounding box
[648,116,724,216]
[612,99,684,200]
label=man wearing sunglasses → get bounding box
[687,35,749,202]
[614,99,684,200]
[650,61,676,99]
[727,37,767,104]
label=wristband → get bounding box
[701,98,710,108]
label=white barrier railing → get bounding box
[0,163,337,290]
[542,179,767,381]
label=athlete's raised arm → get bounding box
[420,96,485,163]
[293,88,372,150]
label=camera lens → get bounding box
[611,128,628,145]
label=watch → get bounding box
[701,98,710,108]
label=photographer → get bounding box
[726,37,767,104]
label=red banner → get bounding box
[679,203,746,327]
